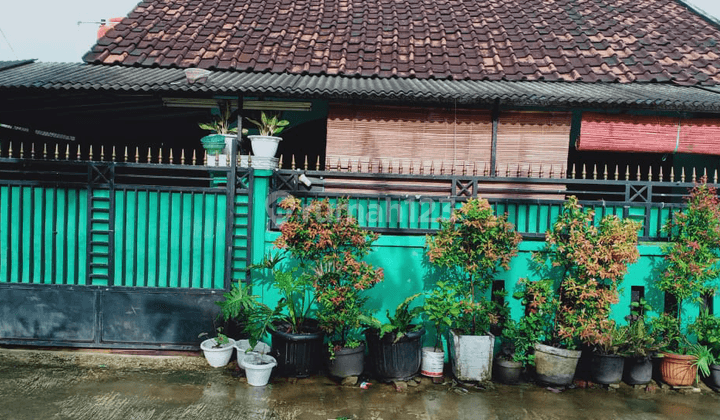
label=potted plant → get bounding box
[494,309,541,384]
[247,255,324,378]
[529,196,640,386]
[426,197,522,382]
[420,281,462,378]
[273,196,383,378]
[246,111,289,158]
[215,280,255,340]
[198,327,236,368]
[689,310,720,389]
[655,182,720,386]
[360,294,425,382]
[620,299,658,385]
[199,100,239,166]
[239,293,279,387]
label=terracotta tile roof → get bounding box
[83,0,720,85]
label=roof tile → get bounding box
[84,0,720,85]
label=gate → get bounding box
[0,158,253,350]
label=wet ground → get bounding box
[1,348,719,420]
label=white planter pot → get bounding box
[200,338,236,368]
[421,347,445,377]
[249,135,282,158]
[448,330,494,382]
[241,353,277,386]
[234,340,272,368]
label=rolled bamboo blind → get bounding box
[326,104,493,172]
[578,113,720,155]
[496,111,572,177]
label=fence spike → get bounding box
[278,154,283,169]
[110,146,115,162]
[603,164,608,180]
[89,145,93,161]
[472,161,477,176]
[315,156,320,171]
[76,144,81,161]
[636,165,641,181]
[681,167,686,182]
[388,159,393,174]
[42,143,47,159]
[409,160,414,174]
[647,165,652,181]
[159,147,164,164]
[192,149,197,165]
[692,167,696,183]
[430,160,434,175]
[462,162,467,176]
[421,160,426,175]
[65,144,70,160]
[441,161,445,175]
[54,143,59,160]
[101,145,105,161]
[121,146,126,162]
[539,164,544,179]
[592,164,597,180]
[181,149,186,165]
[31,143,35,159]
[704,167,708,183]
[715,169,719,184]
[291,155,296,170]
[581,163,586,179]
[18,143,23,158]
[169,148,174,164]
[670,167,675,182]
[625,165,630,181]
[304,155,309,171]
[549,165,555,179]
[526,164,532,178]
[658,166,664,182]
[506,163,510,177]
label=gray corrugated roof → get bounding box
[3,61,720,112]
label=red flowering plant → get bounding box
[659,183,720,323]
[655,181,720,353]
[275,196,383,355]
[426,198,521,336]
[533,196,641,351]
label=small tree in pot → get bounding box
[529,195,641,386]
[275,196,383,378]
[654,182,720,386]
[426,197,522,382]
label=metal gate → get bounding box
[0,158,253,350]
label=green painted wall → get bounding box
[249,172,719,348]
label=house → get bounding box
[1,0,719,349]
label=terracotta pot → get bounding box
[659,352,697,386]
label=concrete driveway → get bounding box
[0,348,719,420]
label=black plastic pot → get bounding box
[270,320,324,378]
[494,358,523,384]
[707,364,720,390]
[623,357,653,385]
[328,344,365,378]
[365,327,424,382]
[590,353,624,384]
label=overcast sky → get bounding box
[1,0,720,63]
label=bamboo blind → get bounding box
[326,104,493,172]
[578,113,720,156]
[496,111,572,177]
